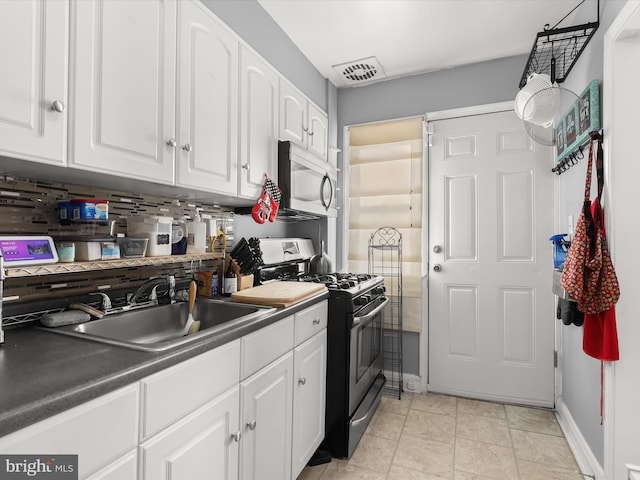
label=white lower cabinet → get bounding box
[292,330,327,479]
[0,384,139,480]
[240,352,294,480]
[140,386,240,480]
[85,451,138,480]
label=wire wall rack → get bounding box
[368,226,403,399]
[519,0,599,88]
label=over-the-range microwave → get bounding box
[277,140,337,219]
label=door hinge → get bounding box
[554,350,558,368]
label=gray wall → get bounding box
[336,55,528,376]
[555,0,628,468]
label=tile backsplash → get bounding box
[0,175,234,321]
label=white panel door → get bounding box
[428,110,555,406]
[176,0,238,194]
[140,386,240,480]
[240,352,293,480]
[0,0,67,165]
[70,0,176,184]
[238,45,278,199]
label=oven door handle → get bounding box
[352,297,389,326]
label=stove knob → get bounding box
[373,287,385,295]
[355,295,370,306]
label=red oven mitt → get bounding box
[251,176,281,224]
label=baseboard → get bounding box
[555,396,604,480]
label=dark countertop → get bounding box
[0,291,328,437]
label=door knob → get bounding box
[433,245,442,254]
[433,264,442,272]
[51,100,65,113]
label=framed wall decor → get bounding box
[556,79,600,163]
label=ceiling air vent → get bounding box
[332,56,385,87]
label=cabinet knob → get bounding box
[298,377,307,386]
[51,100,65,113]
[246,420,256,431]
[433,264,442,273]
[182,143,192,152]
[312,318,320,325]
[242,163,250,170]
[433,245,442,254]
[230,431,242,442]
[166,138,177,148]
[308,130,314,136]
[302,126,309,133]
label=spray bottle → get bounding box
[549,234,570,268]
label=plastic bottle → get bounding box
[223,260,237,296]
[171,217,188,255]
[186,213,207,254]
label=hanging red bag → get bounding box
[560,133,620,315]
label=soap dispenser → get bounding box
[186,212,207,254]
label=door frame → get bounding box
[422,101,560,401]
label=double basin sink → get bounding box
[41,299,275,352]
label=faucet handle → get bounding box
[149,285,160,303]
[90,292,112,310]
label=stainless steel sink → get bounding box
[39,299,275,352]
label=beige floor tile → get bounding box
[297,463,328,480]
[511,429,580,470]
[456,398,506,419]
[517,459,584,479]
[347,433,396,474]
[319,459,386,480]
[366,408,406,441]
[403,409,456,444]
[388,464,452,479]
[454,438,518,480]
[392,433,454,478]
[411,393,457,417]
[379,393,414,415]
[505,405,563,436]
[456,413,511,447]
[454,471,502,480]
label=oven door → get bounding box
[349,295,388,415]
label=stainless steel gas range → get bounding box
[256,238,388,459]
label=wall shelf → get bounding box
[4,253,222,278]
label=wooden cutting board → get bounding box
[231,281,327,308]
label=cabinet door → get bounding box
[307,103,328,161]
[238,46,279,199]
[279,80,307,148]
[240,352,294,480]
[85,451,137,480]
[292,330,327,479]
[140,386,240,480]
[0,0,67,165]
[176,0,238,195]
[69,0,177,184]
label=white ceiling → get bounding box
[257,0,583,88]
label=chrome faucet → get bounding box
[128,275,175,306]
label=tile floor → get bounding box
[298,392,584,480]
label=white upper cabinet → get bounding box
[279,80,328,162]
[307,102,329,160]
[238,45,279,199]
[176,0,238,195]
[0,0,68,165]
[69,0,177,184]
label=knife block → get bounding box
[220,258,254,292]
